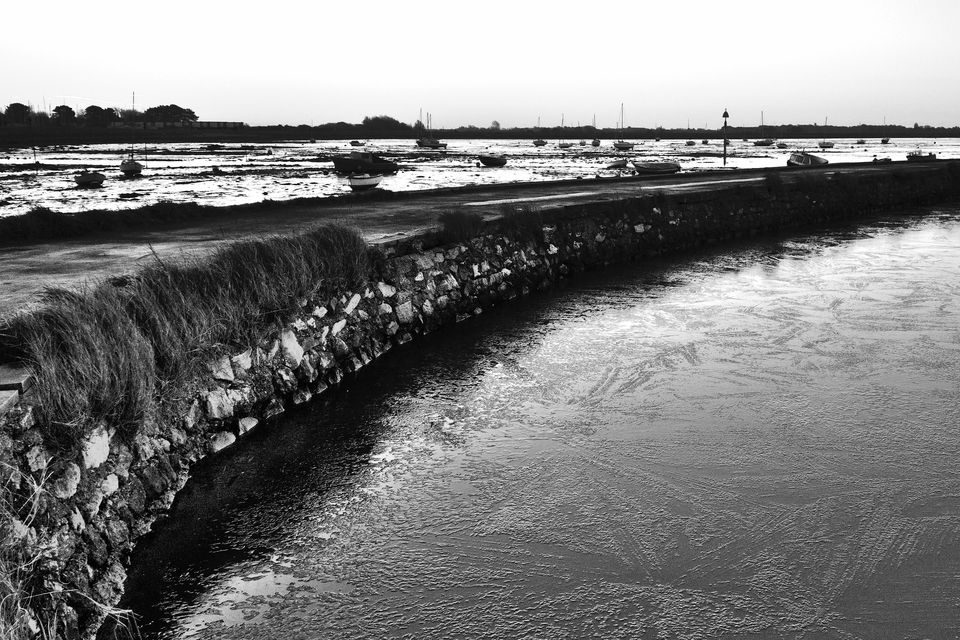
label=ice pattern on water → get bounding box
[127,210,960,639]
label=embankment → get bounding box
[1,162,959,638]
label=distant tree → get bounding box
[82,104,118,126]
[4,102,31,124]
[491,120,500,130]
[143,104,198,123]
[361,115,413,135]
[52,105,76,125]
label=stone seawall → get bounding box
[2,163,959,638]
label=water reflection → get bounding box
[115,208,960,639]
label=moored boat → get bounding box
[881,137,890,144]
[74,169,106,187]
[120,156,142,177]
[787,152,828,167]
[591,138,600,147]
[478,154,507,167]
[346,173,383,191]
[533,138,547,147]
[776,142,789,149]
[613,103,633,151]
[906,149,937,162]
[754,139,775,147]
[349,140,364,146]
[332,151,399,175]
[631,160,681,175]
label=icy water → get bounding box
[2,137,958,218]
[118,206,960,640]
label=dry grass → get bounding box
[0,223,369,449]
[437,210,485,244]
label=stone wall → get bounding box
[2,162,959,638]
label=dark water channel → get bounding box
[117,206,960,639]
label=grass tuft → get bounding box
[437,210,485,244]
[497,203,545,242]
[0,223,369,447]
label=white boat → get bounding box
[613,103,633,151]
[787,152,828,167]
[346,173,383,190]
[74,169,106,187]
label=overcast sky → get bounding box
[4,0,958,129]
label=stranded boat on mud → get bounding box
[906,149,937,162]
[787,152,828,167]
[120,155,143,177]
[346,173,383,191]
[478,154,508,167]
[74,169,106,187]
[332,151,399,175]
[631,161,681,176]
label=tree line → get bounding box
[1,103,199,127]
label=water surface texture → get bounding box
[121,207,960,639]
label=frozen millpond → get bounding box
[116,206,960,639]
[2,137,958,218]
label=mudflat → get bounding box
[0,163,916,312]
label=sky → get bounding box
[3,0,959,129]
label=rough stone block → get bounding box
[395,300,415,324]
[0,365,34,393]
[377,282,397,298]
[81,424,112,470]
[0,390,18,418]
[280,329,304,368]
[344,293,361,315]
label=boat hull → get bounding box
[74,171,106,187]
[613,141,634,151]
[416,138,447,149]
[120,159,143,176]
[631,161,681,176]
[332,152,398,175]
[478,155,507,168]
[346,174,383,191]
[787,152,828,167]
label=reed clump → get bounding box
[497,203,545,242]
[437,210,485,244]
[0,223,369,449]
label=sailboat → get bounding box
[120,91,144,177]
[533,115,547,147]
[685,118,696,146]
[613,103,633,151]
[818,117,835,149]
[416,110,447,149]
[591,114,600,146]
[753,111,774,146]
[558,114,573,149]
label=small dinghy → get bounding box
[346,173,383,191]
